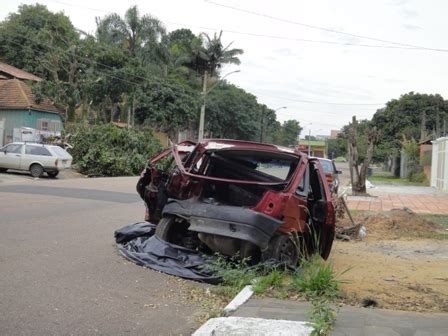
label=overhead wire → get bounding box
[44,0,442,52]
[204,0,448,53]
[3,1,391,117]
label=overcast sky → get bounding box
[2,0,448,136]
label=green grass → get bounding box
[419,214,448,228]
[252,269,286,295]
[417,232,448,240]
[368,174,427,186]
[417,214,448,240]
[207,253,348,335]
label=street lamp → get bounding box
[260,106,287,142]
[198,70,241,142]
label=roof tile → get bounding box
[0,62,42,81]
[0,79,60,113]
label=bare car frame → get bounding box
[137,139,335,266]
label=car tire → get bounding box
[29,164,44,178]
[47,171,59,178]
[262,233,300,268]
[0,168,7,173]
[155,216,190,246]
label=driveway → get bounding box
[0,176,204,335]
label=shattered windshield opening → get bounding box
[206,150,299,184]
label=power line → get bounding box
[253,91,383,106]
[276,110,362,127]
[165,21,426,51]
[5,34,387,108]
[205,0,448,53]
[5,37,146,87]
[45,0,440,52]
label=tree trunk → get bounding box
[348,115,377,194]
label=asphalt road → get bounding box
[0,175,204,336]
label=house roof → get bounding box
[0,62,42,82]
[0,79,59,113]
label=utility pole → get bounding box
[198,71,208,143]
[197,70,240,142]
[308,128,311,156]
[259,105,265,143]
[132,95,136,128]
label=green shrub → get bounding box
[408,171,427,183]
[66,124,162,177]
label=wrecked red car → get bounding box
[137,139,335,267]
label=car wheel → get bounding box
[262,233,300,268]
[29,164,44,178]
[47,171,59,178]
[0,168,7,173]
[155,216,190,246]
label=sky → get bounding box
[2,0,448,136]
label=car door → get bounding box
[0,144,23,169]
[280,160,310,234]
[22,145,52,170]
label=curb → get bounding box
[222,285,254,315]
[193,317,312,336]
[193,285,312,335]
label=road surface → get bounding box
[0,174,204,335]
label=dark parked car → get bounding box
[137,139,335,266]
[317,158,342,194]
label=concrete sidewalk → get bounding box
[347,193,448,214]
[231,298,448,336]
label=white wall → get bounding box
[431,137,448,192]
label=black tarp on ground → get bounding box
[114,222,220,284]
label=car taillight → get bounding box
[55,159,58,166]
[326,175,333,183]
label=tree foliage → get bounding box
[370,92,448,161]
[66,124,162,176]
[278,120,302,147]
[0,4,291,148]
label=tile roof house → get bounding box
[0,62,62,146]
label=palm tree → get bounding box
[95,6,165,58]
[197,31,243,141]
[200,31,243,77]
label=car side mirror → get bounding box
[336,170,342,174]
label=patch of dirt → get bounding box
[331,209,448,313]
[338,208,444,240]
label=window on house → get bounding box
[49,120,61,132]
[37,119,49,131]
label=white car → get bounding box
[0,142,72,178]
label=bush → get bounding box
[408,171,427,183]
[66,124,162,176]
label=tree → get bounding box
[0,4,87,121]
[96,6,165,61]
[134,78,199,138]
[0,4,78,76]
[327,137,347,158]
[370,92,448,162]
[347,116,378,194]
[205,84,260,140]
[278,120,302,146]
[200,31,244,77]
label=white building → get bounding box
[431,137,448,191]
